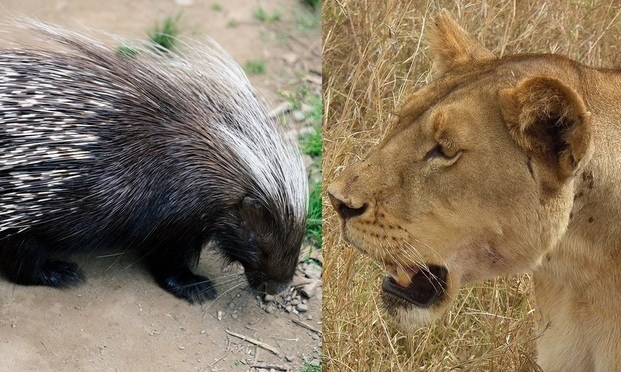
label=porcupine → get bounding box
[0,24,308,304]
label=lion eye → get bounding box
[424,144,459,160]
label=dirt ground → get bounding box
[0,1,321,371]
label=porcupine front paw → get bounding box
[155,268,217,304]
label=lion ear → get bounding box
[428,9,494,76]
[499,76,592,179]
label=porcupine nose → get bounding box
[260,280,291,295]
[328,192,368,220]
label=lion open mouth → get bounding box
[382,264,448,308]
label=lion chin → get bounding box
[379,263,461,330]
[381,287,447,329]
[390,306,439,330]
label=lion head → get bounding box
[327,11,592,329]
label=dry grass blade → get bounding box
[322,0,620,370]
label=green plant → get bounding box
[242,60,266,75]
[211,3,223,11]
[299,360,321,372]
[300,93,321,248]
[301,125,321,158]
[148,14,182,51]
[305,180,321,248]
[293,7,320,33]
[255,7,281,23]
[301,123,321,248]
[116,44,139,58]
[307,94,322,124]
[301,0,321,10]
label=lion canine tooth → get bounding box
[396,266,413,287]
[385,263,398,280]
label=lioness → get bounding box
[328,10,621,371]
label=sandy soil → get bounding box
[0,1,322,371]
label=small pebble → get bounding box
[304,265,321,279]
[300,281,318,298]
[283,53,298,65]
[301,103,312,112]
[292,110,305,122]
[264,294,275,302]
[293,274,313,287]
[310,358,321,367]
[296,303,308,313]
[285,355,296,362]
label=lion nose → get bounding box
[328,192,368,220]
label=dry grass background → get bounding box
[322,0,621,371]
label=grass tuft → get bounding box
[306,180,322,248]
[148,14,182,51]
[301,0,321,10]
[255,7,282,23]
[299,361,321,372]
[116,44,139,58]
[242,60,266,75]
[301,93,322,248]
[302,125,321,158]
[323,0,620,370]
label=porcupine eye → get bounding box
[240,197,270,232]
[239,196,274,253]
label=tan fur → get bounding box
[428,10,494,77]
[328,11,621,371]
